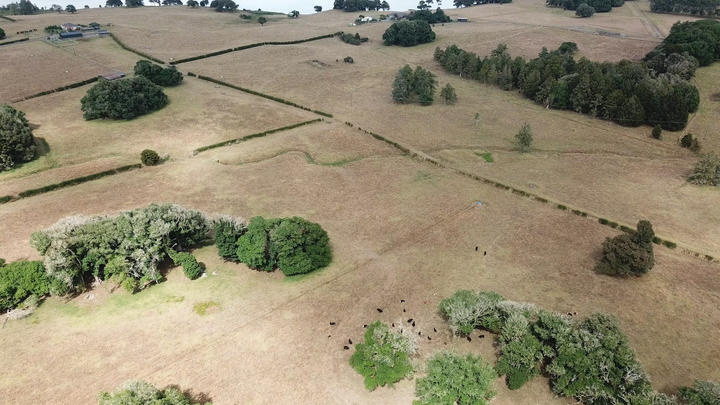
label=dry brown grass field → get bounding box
[1,1,719,404]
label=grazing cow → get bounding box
[377,308,383,313]
[330,322,336,326]
[466,336,472,342]
[343,346,349,350]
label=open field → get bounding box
[1,1,719,404]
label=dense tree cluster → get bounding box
[99,380,211,405]
[438,290,667,403]
[547,0,618,12]
[235,216,332,276]
[3,0,39,15]
[134,60,183,86]
[595,220,655,276]
[645,20,720,67]
[392,65,437,105]
[575,3,596,16]
[0,105,37,172]
[650,0,720,16]
[30,204,211,295]
[333,0,391,11]
[209,0,236,11]
[349,321,415,390]
[0,260,49,312]
[213,216,247,262]
[81,77,168,120]
[439,83,457,104]
[408,7,452,23]
[435,40,700,130]
[453,0,511,6]
[383,20,436,46]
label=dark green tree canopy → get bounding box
[334,0,391,11]
[125,0,143,6]
[0,27,5,40]
[5,0,39,15]
[575,3,595,16]
[595,220,655,276]
[0,105,37,172]
[392,65,437,105]
[80,76,168,120]
[210,0,236,11]
[134,60,183,86]
[383,20,436,47]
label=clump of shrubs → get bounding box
[439,83,457,105]
[235,216,332,276]
[0,260,50,312]
[0,27,5,40]
[30,204,211,295]
[688,153,720,186]
[81,77,168,120]
[652,124,663,139]
[339,32,368,45]
[575,3,596,17]
[681,133,701,152]
[98,380,211,405]
[414,352,497,405]
[343,56,354,64]
[134,60,183,87]
[437,290,660,402]
[0,105,37,172]
[383,20,435,47]
[349,321,415,391]
[140,149,160,166]
[213,216,247,262]
[169,250,203,280]
[392,65,437,105]
[595,220,655,276]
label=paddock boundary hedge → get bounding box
[194,118,323,153]
[188,73,333,118]
[13,76,99,102]
[0,164,142,205]
[170,33,340,65]
[0,15,16,22]
[108,32,165,64]
[0,37,28,46]
[349,123,715,263]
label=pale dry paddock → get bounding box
[1,2,719,404]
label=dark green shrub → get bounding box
[415,352,497,405]
[169,251,203,280]
[557,204,568,210]
[440,83,457,105]
[496,314,544,390]
[575,3,595,17]
[663,240,677,249]
[236,216,279,271]
[340,32,367,45]
[44,25,61,34]
[681,133,701,152]
[213,217,247,261]
[599,218,609,225]
[343,56,354,63]
[81,77,168,120]
[134,60,183,87]
[98,380,209,404]
[0,105,37,172]
[0,260,49,311]
[269,217,332,276]
[382,20,435,47]
[349,321,414,391]
[595,220,655,276]
[652,125,663,139]
[678,380,720,404]
[140,149,160,166]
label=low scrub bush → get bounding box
[663,240,677,249]
[343,56,354,63]
[414,352,497,405]
[98,380,210,404]
[652,124,663,139]
[134,60,183,87]
[236,216,332,276]
[140,149,160,166]
[169,250,203,280]
[0,105,37,172]
[213,216,247,261]
[688,153,720,186]
[349,321,415,391]
[81,77,168,120]
[0,260,50,311]
[681,133,701,152]
[340,32,368,45]
[595,220,655,276]
[31,204,211,295]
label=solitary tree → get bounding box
[288,9,299,17]
[65,4,77,12]
[651,124,662,140]
[440,83,457,104]
[314,5,322,12]
[258,16,267,25]
[596,220,655,276]
[514,123,533,152]
[0,105,37,172]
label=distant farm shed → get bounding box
[101,72,126,80]
[59,31,82,39]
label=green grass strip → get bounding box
[191,74,333,117]
[194,119,322,153]
[0,37,28,47]
[17,163,142,199]
[171,33,339,65]
[108,32,165,64]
